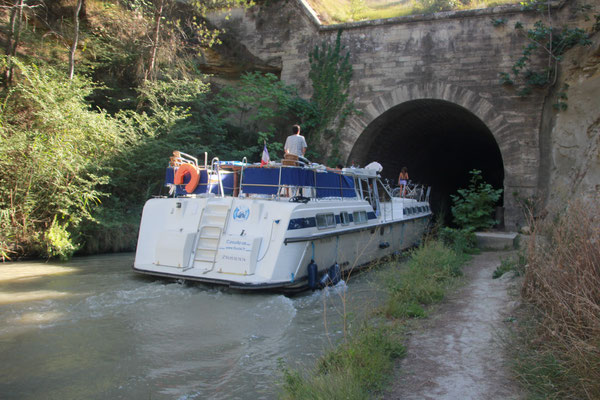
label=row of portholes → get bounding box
[405,205,430,215]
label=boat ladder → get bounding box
[187,198,232,272]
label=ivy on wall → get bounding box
[308,29,357,166]
[496,0,599,107]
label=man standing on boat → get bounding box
[284,124,307,157]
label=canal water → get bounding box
[0,253,386,399]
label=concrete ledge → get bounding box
[475,232,518,250]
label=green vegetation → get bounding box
[450,169,502,231]
[381,241,466,318]
[282,324,405,400]
[497,0,599,101]
[308,29,356,164]
[281,240,468,398]
[508,198,600,399]
[492,254,524,278]
[0,59,129,260]
[0,0,354,260]
[438,226,478,254]
[306,0,521,24]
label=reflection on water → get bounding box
[0,254,384,399]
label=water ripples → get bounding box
[0,254,381,400]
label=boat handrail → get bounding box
[277,164,283,200]
[177,151,198,168]
[239,156,248,197]
[166,153,382,200]
[210,157,225,197]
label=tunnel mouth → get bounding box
[348,99,505,226]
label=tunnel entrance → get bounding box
[348,99,504,225]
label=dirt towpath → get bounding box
[384,250,523,400]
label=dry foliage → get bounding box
[521,197,600,398]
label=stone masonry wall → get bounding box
[207,0,593,229]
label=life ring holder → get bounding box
[174,163,200,194]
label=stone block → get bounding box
[475,232,519,250]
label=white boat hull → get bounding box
[133,196,431,292]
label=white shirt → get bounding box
[284,134,307,156]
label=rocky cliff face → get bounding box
[540,32,600,211]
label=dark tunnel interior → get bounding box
[348,99,505,225]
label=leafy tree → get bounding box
[214,71,311,159]
[94,75,212,220]
[450,169,503,231]
[0,59,130,259]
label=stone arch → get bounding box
[344,82,511,161]
[344,82,517,226]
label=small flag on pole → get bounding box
[260,142,270,167]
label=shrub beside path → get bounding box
[384,250,523,400]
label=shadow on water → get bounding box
[0,253,386,400]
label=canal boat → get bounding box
[133,152,432,292]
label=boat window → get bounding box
[406,208,412,215]
[353,210,368,224]
[340,211,350,226]
[316,213,336,229]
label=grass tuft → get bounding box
[281,324,405,399]
[381,240,467,314]
[305,0,521,24]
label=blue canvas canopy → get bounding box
[241,167,356,198]
[165,165,357,198]
[315,172,355,198]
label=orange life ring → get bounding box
[174,163,199,193]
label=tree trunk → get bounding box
[69,0,84,80]
[5,0,24,84]
[144,0,165,82]
[5,0,18,57]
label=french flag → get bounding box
[260,142,270,166]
